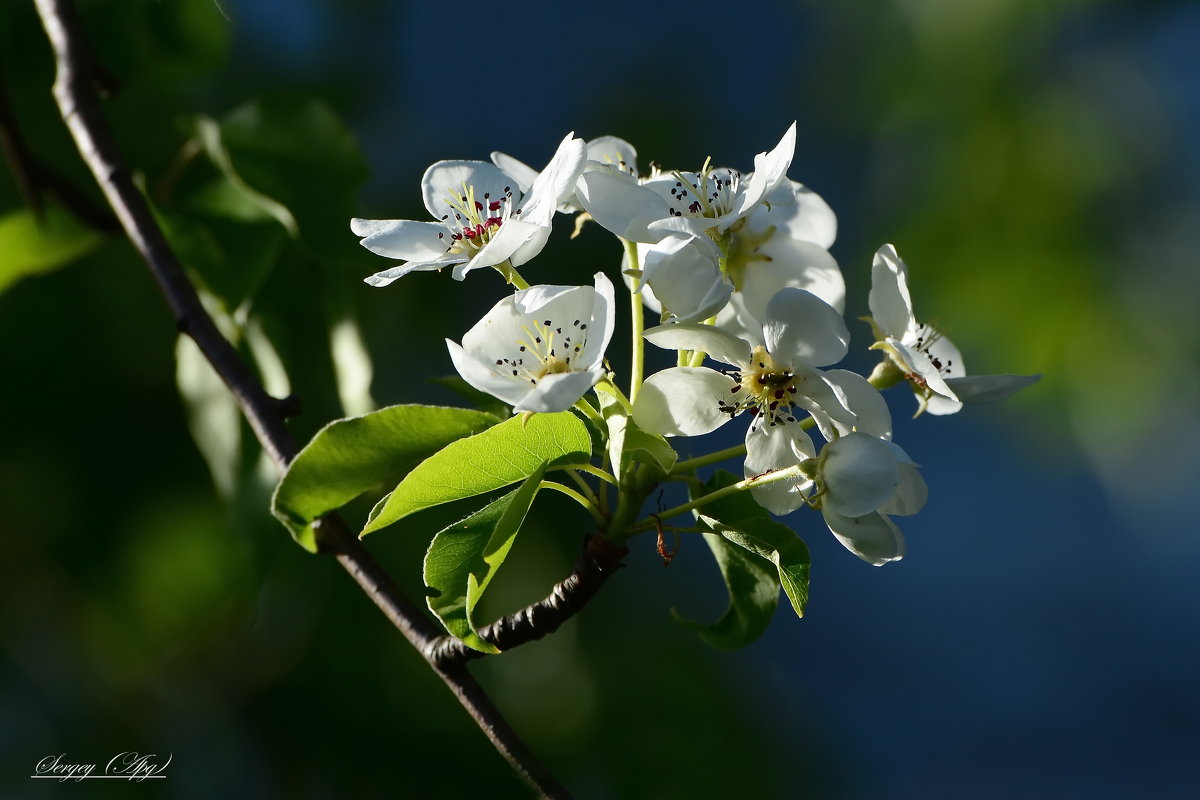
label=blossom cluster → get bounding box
[351,126,1036,566]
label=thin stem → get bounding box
[496,259,530,290]
[672,443,748,474]
[558,462,617,486]
[540,481,605,525]
[623,464,805,534]
[565,469,602,509]
[33,2,571,796]
[685,316,718,368]
[623,238,645,404]
[573,397,605,429]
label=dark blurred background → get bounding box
[1,0,1197,797]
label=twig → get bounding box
[426,534,628,666]
[33,1,570,796]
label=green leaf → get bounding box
[671,531,779,650]
[694,470,811,620]
[212,96,369,257]
[272,405,499,551]
[193,115,299,237]
[0,204,103,294]
[593,387,626,472]
[698,514,811,621]
[153,195,285,313]
[176,333,243,500]
[672,470,812,648]
[323,272,376,417]
[592,383,674,476]
[423,465,546,654]
[361,411,591,537]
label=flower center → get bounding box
[491,317,591,385]
[665,159,743,221]
[437,182,518,256]
[908,323,954,378]
[715,346,805,428]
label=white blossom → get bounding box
[446,273,615,413]
[352,133,585,285]
[633,288,856,443]
[576,123,797,244]
[492,135,639,214]
[868,243,1039,415]
[714,180,845,345]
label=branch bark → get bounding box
[427,534,628,666]
[33,1,571,795]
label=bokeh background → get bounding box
[2,0,1198,797]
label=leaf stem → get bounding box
[623,465,805,534]
[559,462,617,486]
[573,397,605,429]
[540,481,605,524]
[624,238,645,405]
[671,443,748,474]
[565,468,602,510]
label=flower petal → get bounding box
[823,369,892,439]
[745,422,815,516]
[748,180,837,249]
[884,338,958,406]
[820,432,902,518]
[489,151,538,195]
[517,132,586,225]
[364,255,465,287]
[763,288,850,368]
[350,218,449,261]
[730,237,845,345]
[421,160,516,222]
[578,272,616,370]
[868,243,916,340]
[585,135,638,176]
[787,367,855,441]
[643,323,751,367]
[880,462,928,516]
[514,369,601,413]
[820,509,905,566]
[455,217,545,278]
[727,122,797,224]
[576,171,669,242]
[642,233,731,324]
[632,367,737,436]
[446,338,529,408]
[943,373,1041,405]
